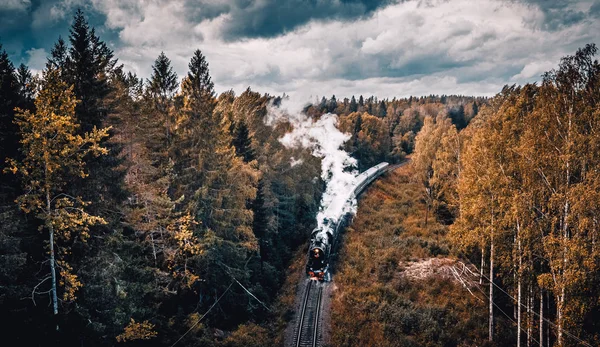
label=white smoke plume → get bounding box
[266,97,359,229]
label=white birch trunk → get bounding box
[46,159,59,330]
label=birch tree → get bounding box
[6,68,109,325]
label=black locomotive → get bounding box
[306,162,389,281]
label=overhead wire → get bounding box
[457,252,593,347]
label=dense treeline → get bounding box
[0,11,324,346]
[412,44,600,346]
[0,10,485,346]
[306,92,484,170]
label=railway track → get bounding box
[294,280,324,347]
[289,159,409,346]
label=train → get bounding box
[306,162,390,281]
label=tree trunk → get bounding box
[517,221,522,347]
[558,287,564,346]
[539,288,543,347]
[46,160,59,330]
[527,284,532,347]
[480,247,485,285]
[517,256,522,347]
[546,291,550,347]
[489,230,494,341]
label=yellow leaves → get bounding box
[173,213,202,255]
[537,273,554,290]
[166,213,204,288]
[58,261,82,303]
[115,319,158,343]
[7,67,112,307]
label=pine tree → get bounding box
[46,37,68,71]
[319,96,327,111]
[148,52,178,147]
[0,44,21,203]
[66,9,116,132]
[377,100,387,117]
[6,68,110,326]
[171,49,215,204]
[232,119,256,163]
[252,179,269,264]
[349,96,358,112]
[328,95,337,113]
[15,64,35,109]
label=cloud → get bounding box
[511,60,557,81]
[590,0,600,17]
[214,0,393,41]
[86,0,600,98]
[0,0,31,12]
[25,47,47,74]
[516,0,598,30]
[3,0,600,99]
[31,0,86,28]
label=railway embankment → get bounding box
[330,164,489,346]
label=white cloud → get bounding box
[88,0,600,98]
[0,0,31,12]
[32,0,85,28]
[511,60,557,80]
[25,47,48,75]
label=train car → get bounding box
[306,162,389,280]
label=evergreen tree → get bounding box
[15,64,35,109]
[349,95,358,112]
[171,49,215,203]
[0,44,21,203]
[319,96,327,111]
[233,119,256,163]
[148,52,178,147]
[186,49,214,101]
[328,95,337,113]
[46,37,68,71]
[66,9,116,132]
[252,179,269,264]
[377,100,387,117]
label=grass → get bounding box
[330,164,489,347]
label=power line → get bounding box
[170,282,234,347]
[457,254,593,347]
[466,269,542,346]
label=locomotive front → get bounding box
[306,223,334,280]
[306,246,327,280]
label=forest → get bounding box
[0,10,480,346]
[408,44,600,346]
[1,9,597,347]
[329,44,600,347]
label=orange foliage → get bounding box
[116,319,158,343]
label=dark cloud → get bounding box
[517,0,589,30]
[0,0,120,69]
[217,0,393,41]
[590,1,600,17]
[336,54,476,81]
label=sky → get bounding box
[1,0,600,99]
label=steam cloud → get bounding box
[266,97,359,229]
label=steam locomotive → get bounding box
[306,162,389,281]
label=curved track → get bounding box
[289,160,409,347]
[294,280,324,347]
